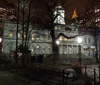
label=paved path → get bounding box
[0,70,28,85]
[0,69,43,85]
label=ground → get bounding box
[0,70,28,85]
[0,64,99,85]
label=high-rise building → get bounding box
[0,7,7,54]
[82,0,100,58]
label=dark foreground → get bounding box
[0,66,93,85]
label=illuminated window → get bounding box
[32,34,34,40]
[95,18,98,22]
[95,9,99,13]
[98,18,100,21]
[9,31,13,37]
[24,33,26,39]
[18,33,20,38]
[59,36,63,41]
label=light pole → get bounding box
[0,37,2,54]
[0,38,2,43]
[77,37,82,73]
[56,40,60,45]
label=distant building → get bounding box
[83,0,100,58]
[0,7,7,54]
[1,5,96,59]
[54,5,96,58]
[2,21,52,55]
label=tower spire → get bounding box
[72,9,78,19]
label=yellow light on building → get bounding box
[24,33,26,39]
[32,38,34,40]
[67,39,73,41]
[59,36,63,41]
[64,38,67,41]
[32,34,34,40]
[9,32,13,37]
[24,35,26,38]
[18,33,20,38]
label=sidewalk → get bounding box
[0,69,44,85]
[0,69,29,85]
[82,64,99,82]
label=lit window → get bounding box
[98,18,100,21]
[59,36,63,41]
[95,9,100,13]
[9,31,13,37]
[24,33,26,39]
[95,18,98,22]
[97,9,99,12]
[18,33,20,38]
[32,34,34,40]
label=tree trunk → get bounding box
[51,28,59,64]
[94,29,98,63]
[15,0,20,63]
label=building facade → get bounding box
[82,0,100,58]
[2,21,96,58]
[2,21,52,55]
[2,5,96,58]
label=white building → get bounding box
[2,6,96,58]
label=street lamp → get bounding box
[77,37,82,44]
[0,37,2,54]
[77,37,82,73]
[0,38,2,42]
[56,40,60,45]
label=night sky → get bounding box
[1,0,94,19]
[64,0,94,19]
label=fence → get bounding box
[0,55,100,85]
[82,65,100,85]
[60,58,97,65]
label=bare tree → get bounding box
[32,0,82,63]
[11,0,83,64]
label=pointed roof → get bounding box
[72,9,78,19]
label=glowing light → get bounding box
[56,40,60,45]
[59,36,63,41]
[18,33,20,38]
[32,34,34,40]
[0,38,2,42]
[37,46,39,48]
[31,49,33,52]
[24,33,26,38]
[9,31,13,37]
[77,37,82,44]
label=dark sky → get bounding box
[4,0,94,19]
[64,0,93,19]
